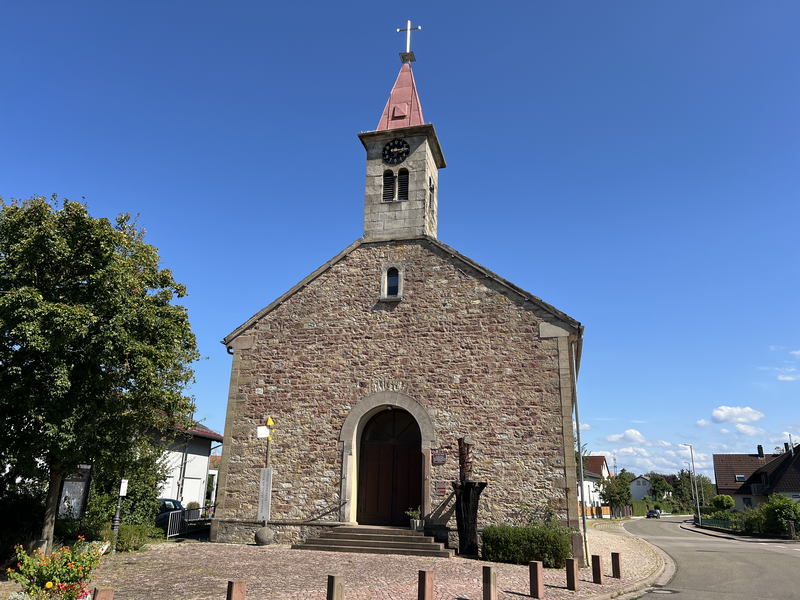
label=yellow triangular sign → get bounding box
[266,416,274,426]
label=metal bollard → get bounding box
[566,558,579,591]
[227,581,246,600]
[327,575,345,600]
[418,570,434,600]
[529,561,544,598]
[591,555,604,585]
[612,552,622,579]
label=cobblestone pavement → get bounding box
[2,521,662,600]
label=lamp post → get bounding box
[682,444,701,526]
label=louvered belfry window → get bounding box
[382,170,395,202]
[397,169,409,201]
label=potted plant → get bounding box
[405,506,423,531]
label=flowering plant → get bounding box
[6,536,103,600]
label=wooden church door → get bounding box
[357,409,422,526]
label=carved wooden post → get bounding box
[529,561,544,599]
[92,589,114,600]
[451,480,487,556]
[566,558,579,591]
[458,436,474,481]
[612,552,622,579]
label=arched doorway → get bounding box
[357,408,422,526]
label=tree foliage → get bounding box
[648,474,673,501]
[712,494,735,511]
[598,475,633,508]
[0,196,200,551]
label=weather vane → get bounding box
[397,20,421,64]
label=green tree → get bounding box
[762,494,800,534]
[712,494,735,511]
[598,476,633,516]
[617,469,635,484]
[575,442,589,479]
[648,474,673,501]
[0,196,199,553]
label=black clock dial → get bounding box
[382,138,410,165]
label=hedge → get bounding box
[481,525,572,568]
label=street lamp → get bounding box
[682,444,702,526]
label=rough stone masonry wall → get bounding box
[213,239,577,543]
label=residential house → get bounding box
[630,475,651,502]
[158,423,223,508]
[578,456,611,514]
[713,443,800,510]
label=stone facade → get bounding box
[210,60,583,558]
[211,236,583,549]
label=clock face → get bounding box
[382,138,410,165]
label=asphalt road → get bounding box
[625,515,800,599]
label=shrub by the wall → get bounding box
[482,526,572,568]
[632,501,648,516]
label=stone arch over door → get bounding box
[338,391,436,523]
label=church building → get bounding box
[210,47,584,555]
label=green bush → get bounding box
[632,501,648,516]
[96,523,162,552]
[763,494,800,534]
[482,525,572,568]
[712,494,735,511]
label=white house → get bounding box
[158,423,223,507]
[630,475,651,501]
[578,456,611,517]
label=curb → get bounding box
[577,522,671,600]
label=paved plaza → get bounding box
[1,521,662,600]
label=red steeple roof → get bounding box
[376,63,424,131]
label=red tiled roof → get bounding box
[756,451,800,495]
[586,456,609,478]
[209,455,222,469]
[713,452,782,495]
[175,422,224,442]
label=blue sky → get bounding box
[3,2,798,478]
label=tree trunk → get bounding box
[41,462,64,555]
[452,480,487,556]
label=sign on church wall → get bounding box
[258,468,274,521]
[436,481,448,496]
[432,451,446,465]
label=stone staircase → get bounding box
[291,525,454,558]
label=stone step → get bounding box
[291,543,455,558]
[332,526,425,537]
[302,537,441,551]
[319,532,437,544]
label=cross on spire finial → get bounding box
[397,20,421,64]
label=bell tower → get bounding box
[359,49,446,241]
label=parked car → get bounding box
[646,509,660,519]
[155,498,185,529]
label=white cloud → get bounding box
[573,421,593,431]
[770,345,785,351]
[605,429,646,444]
[696,419,711,426]
[735,423,766,437]
[603,429,672,448]
[720,428,730,434]
[790,350,800,357]
[778,375,798,381]
[711,406,765,424]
